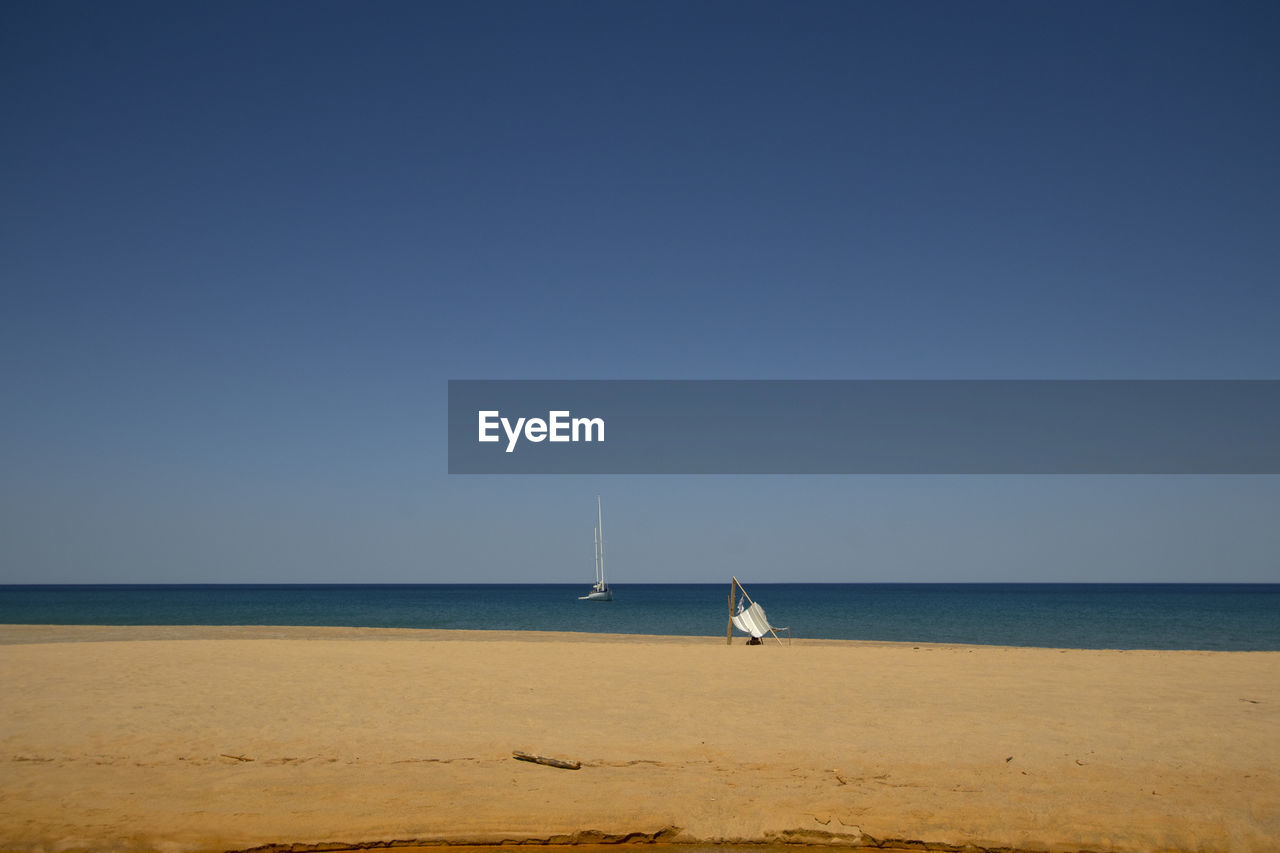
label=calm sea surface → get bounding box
[2,584,1278,650]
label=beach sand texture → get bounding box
[1,625,1277,853]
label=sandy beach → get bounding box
[0,625,1276,853]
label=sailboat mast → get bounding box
[593,524,601,586]
[596,495,606,587]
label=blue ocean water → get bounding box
[2,584,1278,650]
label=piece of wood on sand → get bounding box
[512,750,582,770]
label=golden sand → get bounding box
[0,625,1277,852]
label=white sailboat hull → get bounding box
[578,589,613,601]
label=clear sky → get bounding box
[3,1,1278,583]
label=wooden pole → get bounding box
[726,578,735,644]
[513,751,581,770]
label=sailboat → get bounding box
[578,495,613,601]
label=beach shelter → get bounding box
[727,576,790,646]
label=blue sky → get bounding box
[2,1,1278,583]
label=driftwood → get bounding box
[512,750,581,770]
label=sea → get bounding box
[2,583,1279,651]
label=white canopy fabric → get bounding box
[731,602,772,638]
